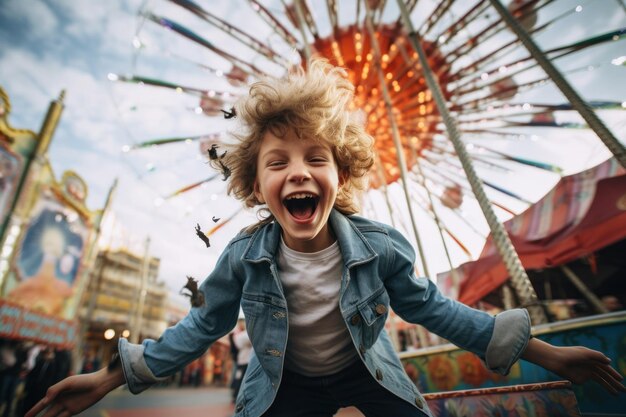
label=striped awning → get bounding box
[439,158,626,305]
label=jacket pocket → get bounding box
[241,292,286,338]
[357,287,390,348]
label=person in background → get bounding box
[228,330,240,390]
[53,350,71,384]
[601,295,623,312]
[21,347,59,417]
[80,350,100,375]
[231,319,252,403]
[188,358,202,387]
[0,341,27,417]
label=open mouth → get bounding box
[283,193,319,220]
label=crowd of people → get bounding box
[0,340,70,417]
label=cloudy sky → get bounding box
[0,0,624,302]
[0,0,265,304]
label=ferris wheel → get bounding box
[110,0,626,324]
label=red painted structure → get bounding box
[438,158,626,305]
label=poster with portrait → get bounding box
[0,144,21,225]
[6,193,89,318]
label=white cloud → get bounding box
[52,0,141,54]
[0,49,56,111]
[0,0,58,40]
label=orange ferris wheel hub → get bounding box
[307,24,449,188]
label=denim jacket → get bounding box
[119,209,531,417]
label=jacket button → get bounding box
[235,403,244,412]
[351,314,361,325]
[272,311,286,319]
[375,304,387,315]
[415,397,423,408]
[375,368,383,381]
[359,344,366,356]
[266,349,282,357]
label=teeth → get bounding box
[286,193,315,200]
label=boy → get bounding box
[26,59,625,417]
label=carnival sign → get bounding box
[5,191,89,318]
[0,299,77,348]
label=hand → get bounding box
[549,345,626,394]
[522,338,626,395]
[25,367,124,417]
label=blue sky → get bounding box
[0,0,624,299]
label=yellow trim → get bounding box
[40,162,96,223]
[0,87,10,114]
[0,87,37,142]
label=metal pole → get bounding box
[411,156,461,292]
[488,0,626,168]
[396,0,546,323]
[364,0,431,277]
[374,152,398,229]
[293,0,312,61]
[130,237,151,344]
[560,265,608,314]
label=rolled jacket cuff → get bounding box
[484,308,531,375]
[118,338,168,394]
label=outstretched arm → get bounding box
[521,337,626,395]
[25,366,125,417]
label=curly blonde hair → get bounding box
[217,58,374,226]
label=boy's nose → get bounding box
[287,162,311,183]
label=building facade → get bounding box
[78,248,167,367]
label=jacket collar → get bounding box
[242,209,377,267]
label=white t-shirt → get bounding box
[277,238,357,376]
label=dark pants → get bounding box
[232,364,248,402]
[0,374,22,417]
[262,359,427,417]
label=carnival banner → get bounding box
[0,88,103,349]
[5,193,88,317]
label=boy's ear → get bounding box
[253,181,265,204]
[338,169,349,187]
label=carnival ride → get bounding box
[112,0,625,324]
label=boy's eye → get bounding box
[268,160,286,167]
